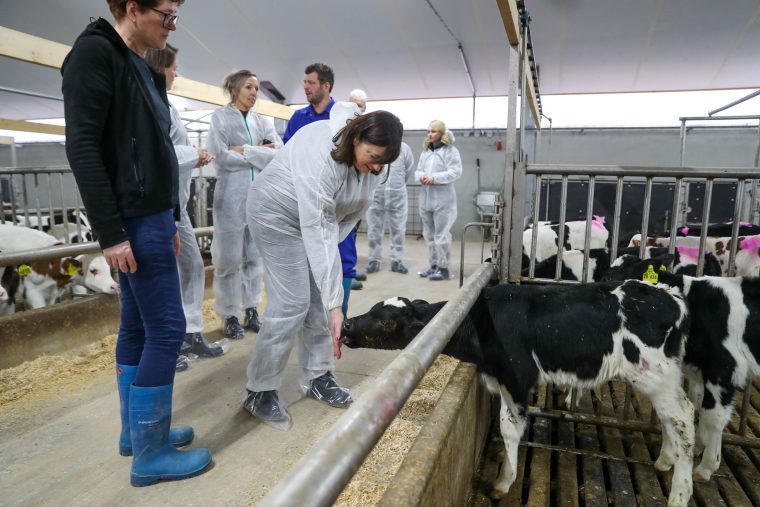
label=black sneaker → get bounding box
[242,390,290,423]
[175,355,190,372]
[224,316,245,339]
[366,260,380,273]
[428,267,451,281]
[350,280,363,290]
[418,265,437,278]
[243,307,261,333]
[184,332,223,357]
[305,372,353,408]
[391,261,408,274]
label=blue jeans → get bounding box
[115,210,186,387]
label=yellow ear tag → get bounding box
[642,265,659,284]
[659,265,667,271]
[18,264,32,277]
[66,263,79,276]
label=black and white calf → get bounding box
[341,281,694,506]
[609,245,722,279]
[606,256,760,481]
[523,216,610,263]
[522,248,610,281]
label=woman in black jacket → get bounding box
[61,0,211,487]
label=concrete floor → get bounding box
[0,234,489,506]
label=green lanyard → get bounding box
[355,169,361,184]
[240,110,255,181]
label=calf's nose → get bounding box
[342,319,352,331]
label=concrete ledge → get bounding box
[0,266,215,370]
[378,362,492,507]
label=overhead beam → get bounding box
[494,1,540,128]
[0,118,65,136]
[0,26,293,121]
[495,0,520,45]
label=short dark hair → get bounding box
[305,63,334,92]
[107,0,185,20]
[145,43,177,72]
[222,70,257,104]
[331,111,403,168]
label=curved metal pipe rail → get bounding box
[259,262,495,507]
[0,227,214,267]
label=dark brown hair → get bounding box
[107,0,185,20]
[304,63,334,92]
[222,70,257,105]
[330,111,403,167]
[144,43,177,72]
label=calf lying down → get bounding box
[341,281,694,506]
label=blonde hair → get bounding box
[423,119,454,149]
[222,70,257,105]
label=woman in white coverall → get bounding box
[145,44,223,361]
[416,119,462,281]
[365,141,415,274]
[207,70,282,339]
[243,102,403,427]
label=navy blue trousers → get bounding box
[114,210,186,387]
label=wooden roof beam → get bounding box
[0,26,293,120]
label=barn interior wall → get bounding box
[1,126,757,239]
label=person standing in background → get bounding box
[365,141,415,275]
[416,119,462,281]
[348,88,367,113]
[144,44,223,360]
[207,70,282,339]
[61,0,211,486]
[282,63,335,143]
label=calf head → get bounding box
[605,254,674,282]
[80,255,119,294]
[341,297,432,350]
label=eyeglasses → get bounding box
[149,6,179,28]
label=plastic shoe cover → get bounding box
[418,265,437,278]
[354,272,367,281]
[302,372,353,408]
[224,316,245,339]
[350,280,363,290]
[179,339,192,355]
[428,267,451,281]
[243,307,261,333]
[242,390,292,430]
[391,261,408,274]
[117,364,194,456]
[129,384,212,486]
[175,355,190,372]
[184,333,224,358]
[365,260,380,273]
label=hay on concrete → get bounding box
[335,354,459,506]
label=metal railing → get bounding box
[259,263,495,507]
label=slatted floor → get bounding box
[469,380,760,507]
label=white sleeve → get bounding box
[242,114,284,171]
[433,146,463,185]
[403,144,415,182]
[414,151,427,182]
[293,149,345,311]
[174,145,198,173]
[207,112,250,173]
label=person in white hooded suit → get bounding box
[207,70,282,339]
[416,119,462,281]
[242,102,403,427]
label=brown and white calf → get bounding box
[341,280,694,506]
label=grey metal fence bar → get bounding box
[259,263,495,507]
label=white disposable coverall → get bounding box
[245,102,383,391]
[170,104,205,333]
[207,105,281,318]
[365,141,414,264]
[415,136,462,269]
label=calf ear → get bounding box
[411,299,429,305]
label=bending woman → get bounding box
[243,102,403,427]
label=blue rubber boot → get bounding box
[129,384,212,486]
[117,364,194,456]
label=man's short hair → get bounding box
[107,0,185,20]
[305,63,335,92]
